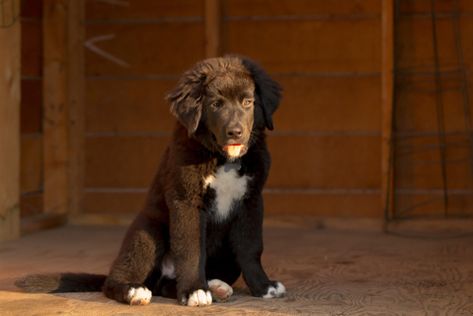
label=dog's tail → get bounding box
[15,273,106,293]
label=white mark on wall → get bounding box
[84,34,130,68]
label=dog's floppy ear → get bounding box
[167,67,206,135]
[241,58,282,130]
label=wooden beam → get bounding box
[381,0,395,222]
[67,0,85,214]
[43,0,69,215]
[0,0,21,241]
[21,213,68,236]
[205,0,222,58]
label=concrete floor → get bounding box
[1,218,473,315]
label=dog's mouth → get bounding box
[223,144,244,158]
[223,144,246,159]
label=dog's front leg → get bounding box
[230,195,286,298]
[168,197,211,306]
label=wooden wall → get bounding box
[20,1,43,218]
[17,0,473,224]
[82,0,382,218]
[393,1,473,218]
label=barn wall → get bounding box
[394,0,473,218]
[20,1,43,218]
[82,0,382,218]
[73,0,473,219]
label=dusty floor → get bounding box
[1,218,473,315]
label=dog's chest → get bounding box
[204,163,250,221]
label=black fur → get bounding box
[16,56,283,306]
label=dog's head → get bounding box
[167,56,281,160]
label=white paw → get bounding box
[262,282,286,298]
[187,289,213,307]
[127,286,152,305]
[208,279,233,301]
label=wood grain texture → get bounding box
[397,16,473,69]
[1,221,473,314]
[381,0,394,221]
[85,76,381,133]
[84,135,380,188]
[0,7,21,240]
[86,0,204,20]
[395,133,472,189]
[85,79,177,133]
[85,23,205,76]
[205,0,221,58]
[21,19,42,77]
[398,0,473,14]
[81,191,380,217]
[43,0,69,215]
[67,0,85,214]
[20,192,43,218]
[20,80,42,134]
[224,0,381,16]
[223,19,381,73]
[20,135,42,193]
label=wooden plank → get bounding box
[43,0,69,215]
[85,76,380,133]
[397,17,459,69]
[86,79,177,133]
[274,76,380,132]
[82,191,380,217]
[85,23,205,76]
[394,193,473,219]
[20,135,42,193]
[395,133,472,190]
[224,0,381,17]
[21,19,42,77]
[395,89,471,132]
[381,0,394,221]
[20,213,67,236]
[267,136,380,189]
[223,19,381,73]
[0,5,21,241]
[20,79,42,133]
[85,136,170,188]
[83,191,146,215]
[86,0,204,20]
[264,191,380,217]
[205,0,221,57]
[84,135,380,189]
[458,18,473,67]
[21,0,43,18]
[20,192,43,218]
[398,0,473,15]
[68,0,85,214]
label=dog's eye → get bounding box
[211,101,223,109]
[242,98,254,108]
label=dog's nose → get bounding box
[227,126,243,139]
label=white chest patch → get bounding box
[204,163,250,222]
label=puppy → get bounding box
[16,56,285,307]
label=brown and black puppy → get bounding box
[16,56,285,307]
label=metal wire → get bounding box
[388,0,473,222]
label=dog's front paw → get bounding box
[180,289,213,307]
[262,281,286,298]
[126,286,152,305]
[208,279,233,302]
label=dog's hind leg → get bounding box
[103,216,166,305]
